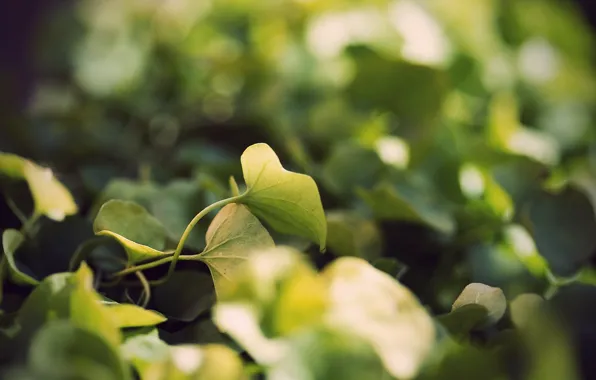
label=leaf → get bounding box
[27,321,130,380]
[104,304,166,328]
[0,152,78,221]
[436,304,489,340]
[153,269,215,321]
[239,143,327,250]
[452,283,507,326]
[121,329,170,377]
[326,211,382,260]
[509,293,545,329]
[321,257,435,379]
[93,200,171,264]
[197,203,274,297]
[359,180,456,235]
[2,229,39,285]
[143,344,245,380]
[17,263,121,347]
[523,186,596,276]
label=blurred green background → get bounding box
[1,0,595,377]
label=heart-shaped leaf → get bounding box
[197,203,274,297]
[28,321,131,380]
[326,211,382,260]
[104,304,166,328]
[2,229,39,285]
[0,152,78,221]
[359,180,455,235]
[452,283,507,326]
[18,263,121,347]
[239,143,327,250]
[93,200,171,264]
[321,257,436,380]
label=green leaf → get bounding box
[144,344,245,380]
[359,180,456,235]
[105,304,166,328]
[93,200,171,264]
[28,321,130,380]
[239,143,327,250]
[326,211,382,260]
[121,328,170,377]
[153,270,215,321]
[197,203,274,297]
[509,293,544,329]
[523,186,596,276]
[321,257,436,379]
[451,283,507,326]
[18,263,121,347]
[371,258,408,279]
[0,152,78,221]
[2,229,39,285]
[437,304,489,339]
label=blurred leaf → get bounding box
[523,186,596,276]
[18,263,121,347]
[104,304,166,328]
[359,179,455,235]
[143,344,245,380]
[153,269,215,322]
[197,203,275,298]
[121,328,169,376]
[451,283,506,326]
[27,321,130,380]
[0,153,78,221]
[240,143,327,250]
[371,257,408,279]
[93,200,171,264]
[437,304,489,340]
[322,257,435,379]
[322,142,386,196]
[509,293,544,329]
[326,211,382,260]
[2,229,39,285]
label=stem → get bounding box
[544,283,559,300]
[135,271,151,308]
[112,195,244,283]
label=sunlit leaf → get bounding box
[0,152,78,221]
[93,200,171,264]
[321,257,435,379]
[105,304,166,328]
[143,344,245,380]
[18,263,121,347]
[2,229,38,285]
[197,203,275,297]
[240,143,327,250]
[452,283,506,326]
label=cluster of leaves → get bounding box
[1,0,596,379]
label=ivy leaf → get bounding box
[359,180,455,235]
[452,283,507,326]
[239,143,327,251]
[197,203,274,297]
[93,200,171,264]
[321,257,436,380]
[326,211,382,260]
[2,229,39,285]
[436,304,489,339]
[0,152,78,221]
[121,329,170,377]
[18,263,121,347]
[27,321,130,380]
[104,304,166,328]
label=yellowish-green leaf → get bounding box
[93,200,171,264]
[452,283,507,326]
[143,344,245,380]
[105,304,167,328]
[2,229,39,285]
[240,143,327,250]
[0,152,78,221]
[197,203,274,297]
[321,257,435,379]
